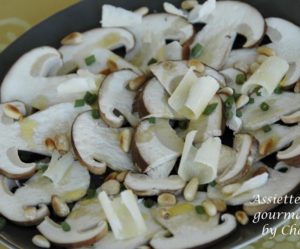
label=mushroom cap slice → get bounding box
[0,176,49,225]
[132,119,184,173]
[191,1,265,69]
[240,92,300,131]
[134,78,183,119]
[218,134,254,184]
[14,161,90,206]
[277,136,300,166]
[98,70,140,128]
[0,102,89,179]
[124,173,185,196]
[217,145,237,176]
[37,217,107,248]
[72,111,135,174]
[266,18,300,86]
[0,47,97,109]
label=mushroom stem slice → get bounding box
[277,136,300,166]
[37,217,107,248]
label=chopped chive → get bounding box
[248,97,255,104]
[209,180,216,187]
[225,110,233,120]
[195,205,205,215]
[91,109,100,119]
[274,86,283,94]
[61,221,71,232]
[74,99,85,107]
[262,125,272,133]
[224,96,235,109]
[144,198,156,208]
[85,55,96,66]
[178,120,189,130]
[148,117,156,124]
[86,188,97,199]
[255,87,262,96]
[233,92,242,101]
[190,43,203,58]
[84,91,97,105]
[236,109,243,118]
[235,73,246,85]
[148,58,158,65]
[203,103,218,116]
[0,217,6,231]
[260,102,269,111]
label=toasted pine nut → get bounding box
[257,46,275,57]
[252,166,269,177]
[188,59,205,73]
[129,75,148,91]
[181,0,198,10]
[61,32,83,45]
[51,195,70,218]
[202,200,217,217]
[24,207,37,220]
[236,94,249,109]
[107,59,118,72]
[183,177,199,201]
[119,128,133,153]
[116,171,128,182]
[259,138,275,156]
[218,87,234,96]
[3,104,23,120]
[211,199,227,212]
[54,134,69,154]
[221,183,241,195]
[100,179,120,195]
[44,138,56,151]
[235,210,249,225]
[32,235,50,248]
[157,193,176,207]
[134,6,149,16]
[105,172,118,181]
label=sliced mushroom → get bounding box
[133,78,183,119]
[150,60,225,95]
[249,124,300,160]
[59,28,140,74]
[98,70,140,128]
[0,47,98,109]
[124,173,185,196]
[277,136,300,166]
[0,102,89,179]
[265,18,300,86]
[191,1,265,69]
[14,161,90,206]
[185,95,223,143]
[240,92,300,131]
[217,134,254,184]
[150,191,236,249]
[217,145,237,176]
[72,111,135,174]
[37,217,107,248]
[132,119,184,173]
[220,68,245,94]
[0,176,49,225]
[281,110,300,124]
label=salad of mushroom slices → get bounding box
[0,0,300,248]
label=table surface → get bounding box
[0,0,299,248]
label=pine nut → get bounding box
[119,128,133,153]
[128,75,148,91]
[24,207,37,220]
[236,94,249,109]
[181,0,198,10]
[51,195,70,218]
[134,6,149,16]
[221,183,241,195]
[54,134,69,154]
[157,193,176,207]
[218,87,234,96]
[107,59,118,72]
[235,210,249,225]
[104,172,118,181]
[32,235,50,248]
[183,177,199,201]
[211,199,227,212]
[259,138,275,156]
[61,32,83,45]
[100,179,120,195]
[257,46,275,57]
[3,104,23,120]
[252,166,269,177]
[116,171,128,182]
[44,138,56,151]
[202,200,217,217]
[188,59,205,73]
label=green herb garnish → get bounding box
[91,109,100,119]
[209,180,216,187]
[148,117,156,124]
[148,58,158,65]
[260,102,269,111]
[203,103,218,116]
[236,109,243,118]
[274,86,283,94]
[235,73,246,85]
[195,205,205,215]
[224,96,235,109]
[262,125,272,133]
[190,43,203,58]
[85,55,96,66]
[74,99,85,107]
[61,222,71,232]
[86,188,97,199]
[248,97,255,104]
[225,110,233,120]
[84,91,97,105]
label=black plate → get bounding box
[0,0,299,248]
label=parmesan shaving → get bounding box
[168,69,219,120]
[178,131,221,183]
[241,56,289,95]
